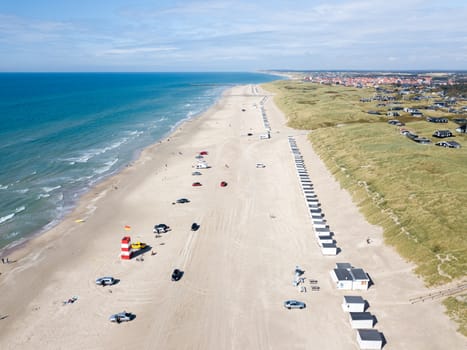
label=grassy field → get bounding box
[263,80,467,335]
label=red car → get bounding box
[199,151,208,155]
[220,181,228,187]
[192,182,202,187]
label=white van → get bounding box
[196,163,209,169]
[259,133,270,140]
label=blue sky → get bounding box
[0,0,466,71]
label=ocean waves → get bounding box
[0,206,26,224]
[0,72,278,251]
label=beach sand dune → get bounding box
[0,85,465,349]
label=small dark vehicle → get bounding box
[191,222,200,231]
[154,224,170,233]
[171,268,183,281]
[176,198,190,204]
[220,181,228,187]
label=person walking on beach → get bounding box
[1,258,4,264]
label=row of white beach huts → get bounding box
[287,135,384,349]
[287,136,338,255]
[342,295,384,349]
[259,96,271,139]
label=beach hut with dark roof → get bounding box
[350,268,370,290]
[356,329,383,349]
[330,263,370,290]
[342,295,366,312]
[314,227,331,237]
[318,235,334,246]
[349,312,374,329]
[321,242,337,255]
[331,268,353,289]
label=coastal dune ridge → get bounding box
[0,83,465,349]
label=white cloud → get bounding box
[99,46,178,56]
[1,0,467,71]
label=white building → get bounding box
[330,263,370,290]
[356,329,383,350]
[318,235,333,246]
[349,312,374,329]
[321,243,337,255]
[314,227,331,238]
[342,295,366,312]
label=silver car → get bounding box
[95,276,115,286]
[109,311,134,323]
[284,300,306,309]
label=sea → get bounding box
[0,72,279,252]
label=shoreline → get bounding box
[0,87,229,259]
[0,84,465,349]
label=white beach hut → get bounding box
[349,312,374,329]
[314,227,331,237]
[331,268,353,289]
[356,329,383,350]
[318,235,334,246]
[342,295,366,312]
[350,268,370,290]
[321,243,337,255]
[313,222,328,229]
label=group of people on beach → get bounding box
[1,257,9,264]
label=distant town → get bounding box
[301,71,467,87]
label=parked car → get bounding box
[109,311,134,323]
[176,198,190,204]
[256,163,266,168]
[153,224,170,233]
[191,222,200,231]
[435,141,461,148]
[192,182,202,187]
[95,276,116,286]
[199,151,208,155]
[220,181,228,187]
[131,241,147,250]
[171,268,183,281]
[284,300,306,309]
[192,171,202,176]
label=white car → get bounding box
[109,311,134,323]
[95,276,115,286]
[256,163,266,168]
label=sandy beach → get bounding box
[0,84,465,350]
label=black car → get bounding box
[191,222,200,231]
[171,269,183,281]
[154,224,170,233]
[176,198,190,204]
